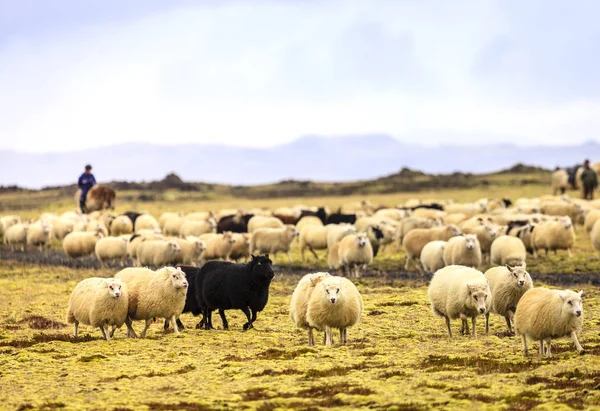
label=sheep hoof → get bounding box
[579,350,586,355]
[243,322,254,331]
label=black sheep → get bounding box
[325,211,357,225]
[164,265,205,330]
[217,213,254,233]
[368,226,385,257]
[122,211,142,230]
[297,207,327,224]
[198,254,274,330]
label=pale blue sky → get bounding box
[1,0,599,152]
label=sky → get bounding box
[1,0,600,153]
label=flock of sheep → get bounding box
[0,193,598,354]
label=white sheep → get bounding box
[247,216,284,233]
[66,277,133,340]
[442,234,482,268]
[299,224,330,261]
[136,239,181,267]
[514,287,584,356]
[110,216,133,236]
[199,231,236,261]
[402,225,462,271]
[135,214,160,232]
[95,236,130,268]
[180,220,216,237]
[397,217,442,243]
[115,266,188,337]
[551,169,569,195]
[306,276,364,346]
[63,231,103,258]
[26,221,52,250]
[53,217,75,242]
[228,233,251,262]
[326,224,357,248]
[4,223,29,250]
[490,235,527,266]
[540,202,584,225]
[531,216,576,258]
[290,272,331,346]
[591,220,600,257]
[327,242,341,270]
[185,211,215,221]
[584,209,600,233]
[250,225,298,263]
[337,233,374,278]
[127,232,163,260]
[0,215,21,232]
[474,224,498,262]
[420,241,447,274]
[296,216,324,233]
[173,236,207,265]
[484,263,533,334]
[163,215,186,236]
[158,212,183,230]
[428,265,491,337]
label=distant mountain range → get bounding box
[0,135,597,189]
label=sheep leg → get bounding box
[545,339,552,357]
[340,328,347,345]
[571,331,585,354]
[522,335,528,356]
[99,326,109,341]
[308,328,315,346]
[205,310,215,330]
[308,246,319,261]
[250,309,257,323]
[218,309,229,330]
[109,325,117,338]
[125,317,138,338]
[163,319,170,329]
[176,318,185,330]
[241,307,253,331]
[325,326,333,346]
[567,248,573,258]
[170,315,180,334]
[471,317,477,338]
[140,319,152,338]
[444,316,452,337]
[286,251,293,263]
[485,313,490,335]
[538,340,544,356]
[73,321,79,338]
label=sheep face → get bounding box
[559,290,583,318]
[223,232,236,244]
[561,217,573,229]
[466,283,489,314]
[250,254,274,280]
[465,235,477,250]
[167,267,189,289]
[448,225,462,237]
[167,241,181,254]
[195,240,206,253]
[356,233,368,248]
[506,263,531,288]
[485,225,497,238]
[320,278,343,304]
[105,279,123,298]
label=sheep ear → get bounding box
[176,267,182,272]
[251,254,256,260]
[558,292,567,301]
[578,290,583,297]
[505,264,514,272]
[265,253,269,259]
[466,283,475,292]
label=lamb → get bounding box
[136,239,181,267]
[127,232,163,260]
[229,233,251,262]
[198,254,274,330]
[4,223,29,250]
[326,224,357,248]
[443,234,482,268]
[95,236,129,268]
[115,266,188,337]
[250,225,297,262]
[551,169,569,195]
[514,287,584,356]
[290,272,332,346]
[26,221,52,250]
[66,277,133,341]
[180,220,216,237]
[337,233,374,278]
[110,215,133,236]
[591,220,600,257]
[402,225,462,271]
[306,276,364,346]
[490,235,527,266]
[163,215,186,236]
[584,209,600,233]
[247,216,284,233]
[484,264,533,334]
[135,214,160,232]
[63,231,103,258]
[428,265,491,337]
[531,216,576,258]
[420,241,447,274]
[199,231,236,261]
[299,224,331,261]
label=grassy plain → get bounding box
[2,176,600,410]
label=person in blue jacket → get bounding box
[78,164,96,213]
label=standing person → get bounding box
[581,159,598,200]
[78,165,97,213]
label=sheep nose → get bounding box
[183,282,189,287]
[330,298,336,304]
[518,281,524,286]
[576,310,582,317]
[479,308,485,314]
[114,292,121,297]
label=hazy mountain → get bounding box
[0,135,597,189]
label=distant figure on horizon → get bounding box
[78,164,96,213]
[581,159,598,200]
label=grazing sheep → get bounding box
[591,220,600,257]
[180,220,216,237]
[443,234,482,268]
[66,277,132,341]
[306,276,364,346]
[136,240,181,267]
[163,215,186,236]
[198,255,274,330]
[95,236,129,268]
[290,272,332,346]
[531,217,576,258]
[484,264,533,334]
[551,169,569,195]
[584,209,600,233]
[250,225,298,263]
[26,222,52,250]
[428,265,491,337]
[110,215,134,236]
[247,216,285,233]
[115,266,188,337]
[229,233,251,262]
[135,214,160,232]
[299,224,330,261]
[199,231,237,261]
[337,233,374,278]
[403,225,462,271]
[420,241,447,274]
[490,235,527,266]
[514,287,584,357]
[63,231,103,258]
[4,223,29,250]
[326,224,357,248]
